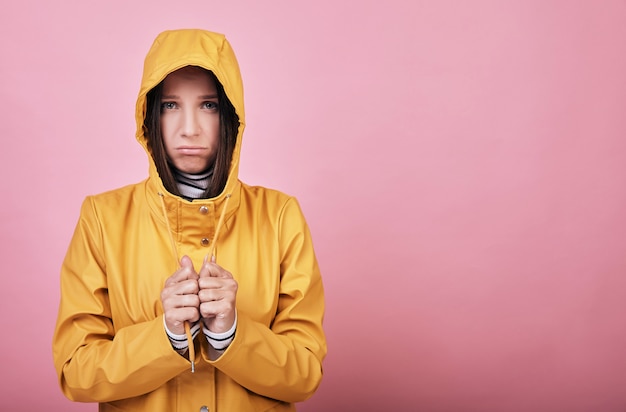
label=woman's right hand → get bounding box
[161,255,200,335]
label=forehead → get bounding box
[162,66,216,92]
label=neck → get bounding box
[172,168,213,200]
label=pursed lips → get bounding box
[176,146,206,154]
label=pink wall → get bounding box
[2,1,626,410]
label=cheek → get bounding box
[202,116,220,142]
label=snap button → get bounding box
[200,238,210,246]
[199,206,209,214]
[200,406,209,412]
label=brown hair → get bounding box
[144,67,239,199]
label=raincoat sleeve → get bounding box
[205,197,327,403]
[52,197,189,402]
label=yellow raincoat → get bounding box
[52,29,326,411]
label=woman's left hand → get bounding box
[198,256,238,333]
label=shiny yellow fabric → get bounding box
[52,29,326,412]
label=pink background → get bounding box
[2,1,626,411]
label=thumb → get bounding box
[201,254,216,264]
[198,255,219,278]
[180,255,194,269]
[198,255,211,278]
[179,255,199,279]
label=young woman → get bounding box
[52,29,326,411]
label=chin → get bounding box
[178,163,211,174]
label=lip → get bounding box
[176,146,206,154]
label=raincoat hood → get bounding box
[135,29,245,201]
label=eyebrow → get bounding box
[161,94,219,99]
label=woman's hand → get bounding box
[198,256,238,333]
[161,256,200,335]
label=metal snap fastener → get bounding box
[200,406,209,412]
[200,238,210,246]
[199,206,209,214]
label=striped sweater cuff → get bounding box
[164,318,201,350]
[203,313,237,351]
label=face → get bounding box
[160,66,220,174]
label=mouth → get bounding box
[176,146,206,155]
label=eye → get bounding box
[203,101,219,111]
[161,102,177,111]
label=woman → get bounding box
[52,29,326,411]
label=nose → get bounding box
[181,109,200,137]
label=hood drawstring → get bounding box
[158,192,232,373]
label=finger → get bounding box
[161,290,200,310]
[198,276,237,291]
[162,277,200,306]
[164,276,200,295]
[164,257,198,287]
[168,292,201,308]
[164,268,197,288]
[198,288,227,303]
[178,277,201,292]
[164,307,201,333]
[199,261,233,279]
[199,300,234,320]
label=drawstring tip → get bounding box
[191,360,195,373]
